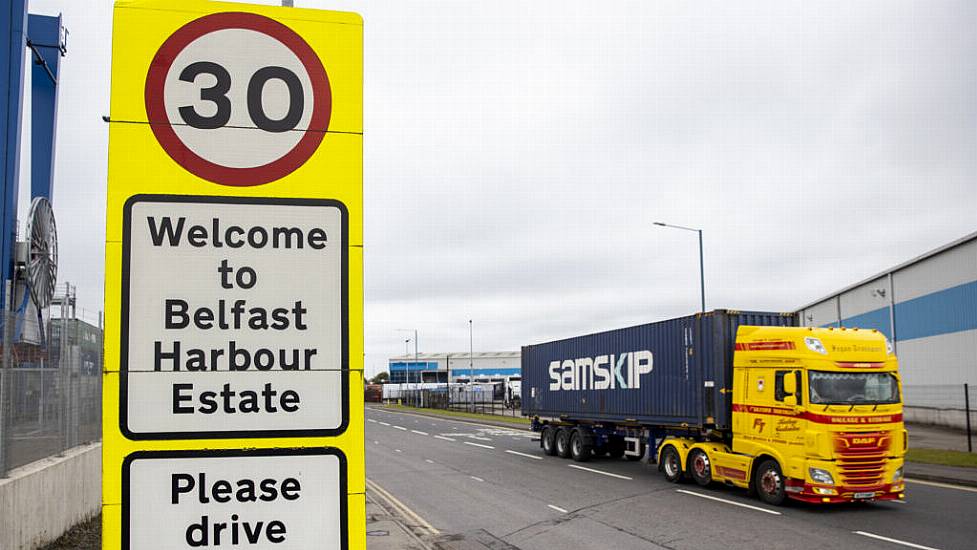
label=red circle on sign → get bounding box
[145,12,331,186]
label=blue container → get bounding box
[521,310,796,430]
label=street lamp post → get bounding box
[397,329,419,405]
[469,320,474,412]
[653,222,705,313]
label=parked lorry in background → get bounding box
[522,310,906,505]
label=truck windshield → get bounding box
[808,371,900,405]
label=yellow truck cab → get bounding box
[659,326,906,505]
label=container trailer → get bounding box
[521,310,906,505]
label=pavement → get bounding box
[367,485,436,549]
[366,405,977,550]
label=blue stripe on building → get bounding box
[823,279,977,342]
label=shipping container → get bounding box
[521,310,796,430]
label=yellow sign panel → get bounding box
[103,2,363,548]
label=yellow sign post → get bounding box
[103,2,363,548]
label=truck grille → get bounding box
[834,431,890,488]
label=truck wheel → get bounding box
[570,431,592,462]
[660,446,684,483]
[541,426,557,456]
[755,459,786,506]
[556,429,573,459]
[687,449,712,486]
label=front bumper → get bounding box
[784,478,905,504]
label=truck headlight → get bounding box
[809,467,835,485]
[893,466,903,481]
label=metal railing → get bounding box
[0,307,102,477]
[392,386,523,418]
[903,383,976,452]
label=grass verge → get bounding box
[383,404,531,426]
[907,448,977,468]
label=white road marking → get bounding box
[425,459,435,464]
[505,450,543,460]
[373,440,379,445]
[464,441,496,450]
[434,435,456,442]
[470,436,493,441]
[366,478,440,536]
[675,489,781,515]
[853,531,941,550]
[412,430,429,435]
[906,478,977,493]
[379,422,391,426]
[547,504,568,514]
[395,449,402,453]
[568,464,633,481]
[367,419,377,423]
[393,425,408,431]
[470,476,485,482]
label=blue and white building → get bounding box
[388,352,520,384]
[796,231,976,426]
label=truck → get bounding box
[521,310,906,505]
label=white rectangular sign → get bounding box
[121,195,348,438]
[124,448,346,550]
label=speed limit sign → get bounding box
[145,11,332,186]
[104,3,364,550]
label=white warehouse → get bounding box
[388,351,520,385]
[796,231,976,428]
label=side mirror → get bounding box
[783,374,797,395]
[784,395,798,407]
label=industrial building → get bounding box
[796,231,976,427]
[388,352,520,384]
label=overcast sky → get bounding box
[26,0,977,377]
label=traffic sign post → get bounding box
[103,2,363,549]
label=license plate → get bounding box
[853,492,876,499]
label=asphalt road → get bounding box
[365,406,977,550]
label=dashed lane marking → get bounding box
[379,422,390,426]
[411,430,429,435]
[567,464,633,481]
[547,504,568,514]
[434,435,456,442]
[675,489,781,515]
[425,459,435,464]
[470,476,485,482]
[463,442,495,450]
[393,425,408,431]
[853,531,940,550]
[505,450,543,460]
[367,419,377,423]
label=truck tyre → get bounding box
[660,446,684,483]
[687,449,712,486]
[556,429,573,459]
[541,426,557,456]
[755,459,786,506]
[570,431,593,462]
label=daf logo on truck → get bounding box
[548,350,653,391]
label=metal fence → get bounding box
[903,383,976,452]
[395,385,522,418]
[0,304,102,477]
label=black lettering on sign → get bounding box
[178,61,232,130]
[176,61,305,133]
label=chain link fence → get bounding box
[0,303,102,477]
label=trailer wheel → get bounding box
[541,426,557,456]
[687,449,712,486]
[660,446,684,483]
[755,459,786,506]
[556,429,573,459]
[570,431,592,462]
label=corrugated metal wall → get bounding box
[798,236,977,390]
